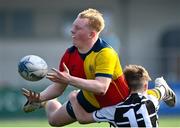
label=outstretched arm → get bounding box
[22,82,67,104]
[40,82,67,102]
[47,63,111,95]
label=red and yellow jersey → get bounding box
[59,46,86,79]
[59,38,129,112]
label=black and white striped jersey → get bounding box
[93,93,159,127]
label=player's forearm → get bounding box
[40,83,67,102]
[69,76,109,95]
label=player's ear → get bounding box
[88,31,96,38]
[144,83,148,91]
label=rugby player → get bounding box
[22,8,129,127]
[68,65,176,127]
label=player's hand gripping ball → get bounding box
[18,55,48,81]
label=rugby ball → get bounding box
[18,55,48,81]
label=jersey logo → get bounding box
[89,65,95,74]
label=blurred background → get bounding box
[0,0,180,127]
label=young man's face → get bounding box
[71,17,92,48]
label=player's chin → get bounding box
[72,39,76,44]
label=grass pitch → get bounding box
[0,116,179,127]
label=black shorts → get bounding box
[66,100,76,119]
[66,90,99,119]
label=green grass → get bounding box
[0,116,179,127]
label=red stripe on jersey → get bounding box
[95,75,130,107]
[59,48,86,78]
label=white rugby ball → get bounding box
[18,55,48,81]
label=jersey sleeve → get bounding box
[95,48,117,78]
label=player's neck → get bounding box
[130,89,145,95]
[78,37,98,54]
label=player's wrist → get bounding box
[68,75,72,85]
[39,95,43,102]
[39,93,49,102]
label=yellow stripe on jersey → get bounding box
[112,80,125,100]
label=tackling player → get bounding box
[21,8,129,126]
[68,65,176,127]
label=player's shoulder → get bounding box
[93,39,117,58]
[116,93,141,107]
[93,38,114,52]
[121,93,151,105]
[125,93,158,108]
